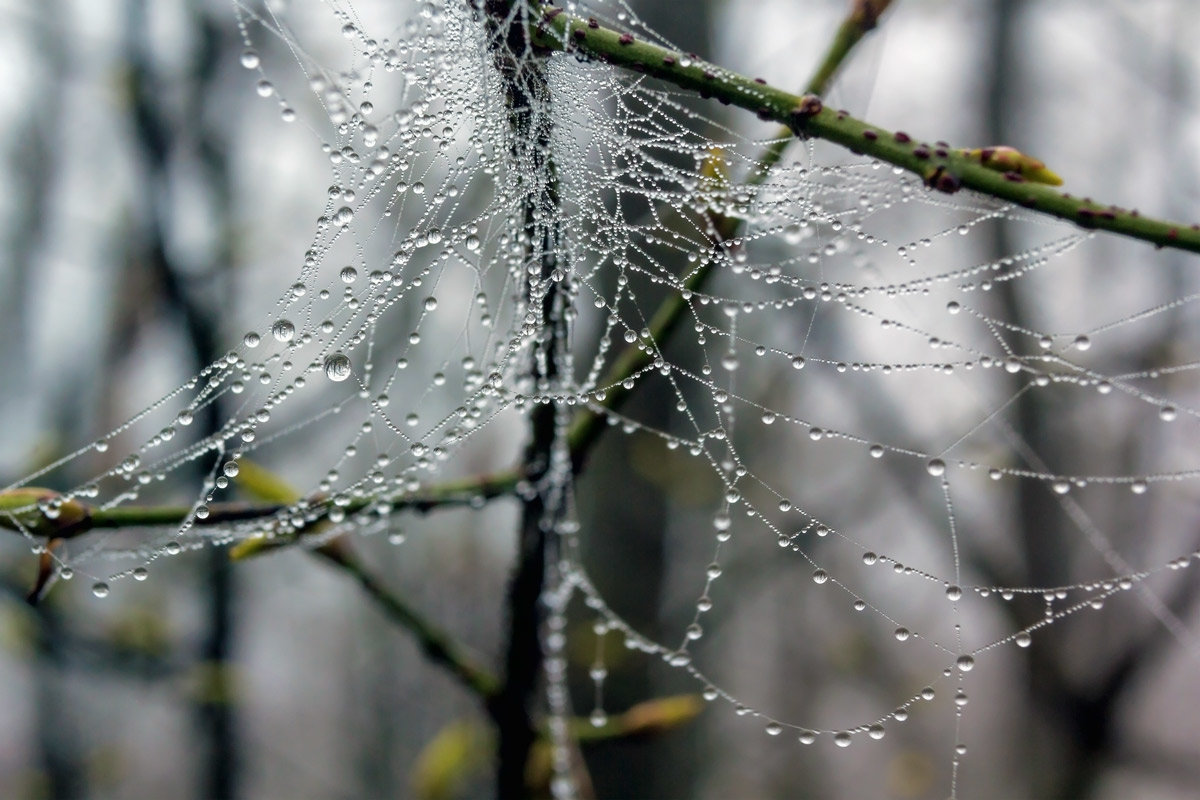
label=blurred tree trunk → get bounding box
[983,3,1200,797]
[126,1,242,796]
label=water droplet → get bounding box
[240,49,260,69]
[1131,480,1148,494]
[324,353,353,382]
[869,444,884,458]
[465,234,481,251]
[862,551,878,565]
[243,331,261,348]
[765,722,783,736]
[1160,405,1177,422]
[133,567,148,582]
[791,355,806,369]
[1073,335,1091,351]
[590,710,607,727]
[868,723,885,740]
[423,297,438,311]
[812,569,829,585]
[833,731,852,748]
[333,206,354,227]
[894,627,910,641]
[340,266,358,283]
[223,461,240,478]
[92,582,110,598]
[255,79,274,98]
[926,458,946,477]
[956,654,975,672]
[946,585,963,601]
[667,651,691,667]
[271,319,296,342]
[798,730,817,745]
[1015,631,1032,648]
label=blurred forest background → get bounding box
[3,0,1200,798]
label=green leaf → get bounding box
[411,720,492,800]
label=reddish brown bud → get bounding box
[790,95,823,121]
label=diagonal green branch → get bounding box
[807,0,895,97]
[755,0,895,176]
[530,4,1200,254]
[312,541,502,699]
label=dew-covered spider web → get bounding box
[6,0,1200,797]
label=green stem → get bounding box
[806,0,895,98]
[313,543,501,698]
[755,0,895,175]
[531,5,1200,253]
[0,468,522,539]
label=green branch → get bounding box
[0,469,521,542]
[531,5,1200,254]
[806,0,895,98]
[313,541,501,699]
[755,0,895,175]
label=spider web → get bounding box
[6,0,1200,797]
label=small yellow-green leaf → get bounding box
[411,720,492,800]
[225,461,317,561]
[228,534,285,561]
[232,460,302,504]
[698,146,730,191]
[573,694,704,741]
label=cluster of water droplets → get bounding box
[4,1,1200,797]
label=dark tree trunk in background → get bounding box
[983,3,1200,797]
[127,2,242,796]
